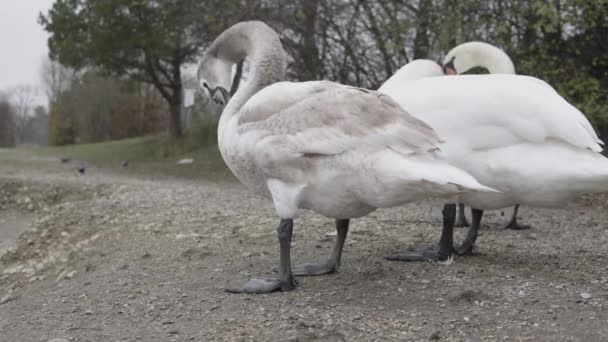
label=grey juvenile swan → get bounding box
[197,21,495,293]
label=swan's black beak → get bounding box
[204,84,230,106]
[215,86,230,105]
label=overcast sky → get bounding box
[0,0,55,104]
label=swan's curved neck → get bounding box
[475,52,514,74]
[446,42,515,74]
[212,22,286,119]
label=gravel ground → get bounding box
[1,151,608,341]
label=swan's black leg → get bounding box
[454,208,483,255]
[385,204,456,262]
[227,219,296,293]
[455,203,469,227]
[503,204,531,230]
[437,204,456,260]
[290,219,349,276]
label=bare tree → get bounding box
[9,85,39,145]
[21,106,49,146]
[0,92,15,147]
[39,58,76,106]
[48,72,168,144]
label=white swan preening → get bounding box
[197,21,496,293]
[443,41,515,75]
[443,42,528,230]
[379,43,608,261]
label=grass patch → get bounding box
[30,121,234,181]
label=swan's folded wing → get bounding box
[238,83,442,163]
[383,74,603,152]
[238,81,342,125]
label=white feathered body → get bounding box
[380,73,608,210]
[218,81,495,219]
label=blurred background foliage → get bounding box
[15,0,605,149]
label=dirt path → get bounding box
[0,212,33,255]
[1,151,608,341]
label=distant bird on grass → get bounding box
[76,162,86,174]
[60,157,71,163]
[121,160,129,168]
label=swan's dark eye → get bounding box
[203,82,209,89]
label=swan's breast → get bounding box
[218,116,271,197]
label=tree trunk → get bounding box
[168,87,183,138]
[362,1,394,77]
[413,0,432,59]
[298,0,320,80]
[441,0,459,52]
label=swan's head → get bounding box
[442,41,515,75]
[197,53,234,106]
[197,22,254,106]
[197,21,286,106]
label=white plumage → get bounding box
[380,66,608,212]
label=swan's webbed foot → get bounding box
[226,277,296,294]
[386,204,457,262]
[384,245,451,262]
[455,203,469,227]
[453,242,474,256]
[227,219,297,294]
[386,205,484,262]
[502,205,530,230]
[291,261,338,276]
[273,261,339,276]
[503,220,530,230]
[290,219,349,276]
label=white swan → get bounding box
[443,41,515,75]
[379,50,608,261]
[442,42,529,229]
[197,21,495,293]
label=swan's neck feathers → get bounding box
[445,41,515,74]
[211,21,286,119]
